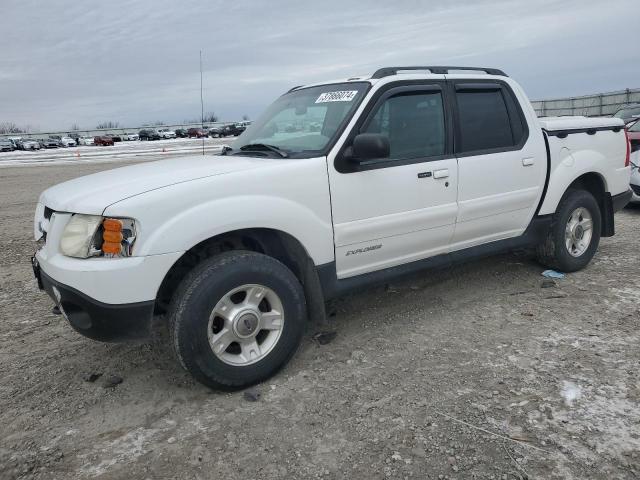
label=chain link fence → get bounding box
[531,88,640,117]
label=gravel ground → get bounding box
[1,159,639,480]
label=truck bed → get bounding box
[536,115,629,216]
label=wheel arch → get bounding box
[155,228,327,324]
[545,171,613,236]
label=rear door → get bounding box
[328,80,458,278]
[449,79,546,250]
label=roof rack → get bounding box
[371,66,507,79]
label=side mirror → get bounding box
[350,133,390,162]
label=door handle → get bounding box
[522,158,534,167]
[433,169,449,179]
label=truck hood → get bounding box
[39,154,283,214]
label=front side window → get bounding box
[362,91,445,160]
[456,88,522,153]
[232,82,369,158]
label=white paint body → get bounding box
[60,137,76,147]
[34,72,631,305]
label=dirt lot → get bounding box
[1,159,639,480]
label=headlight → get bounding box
[60,214,137,258]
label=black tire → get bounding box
[536,189,601,272]
[169,251,306,390]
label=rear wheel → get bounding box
[536,189,601,272]
[169,251,306,390]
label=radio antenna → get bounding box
[200,50,205,156]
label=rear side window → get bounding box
[455,86,525,153]
[363,91,445,160]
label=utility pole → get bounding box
[200,50,205,156]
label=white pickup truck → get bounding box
[32,66,632,389]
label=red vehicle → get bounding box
[94,136,114,146]
[628,119,640,153]
[187,128,206,138]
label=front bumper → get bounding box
[32,208,184,341]
[33,258,154,341]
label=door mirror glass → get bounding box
[351,133,390,161]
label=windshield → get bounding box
[614,107,640,119]
[628,120,640,132]
[232,82,369,158]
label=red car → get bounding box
[187,128,206,138]
[94,136,114,146]
[628,119,640,153]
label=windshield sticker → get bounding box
[315,90,358,103]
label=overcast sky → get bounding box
[2,0,638,131]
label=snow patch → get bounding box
[561,381,582,407]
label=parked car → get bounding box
[105,134,122,142]
[78,136,95,146]
[7,136,23,148]
[67,133,81,144]
[121,132,139,141]
[18,139,42,150]
[0,139,15,151]
[139,129,161,141]
[613,104,640,126]
[627,119,640,151]
[157,129,176,139]
[221,123,246,136]
[94,136,114,146]
[42,138,61,148]
[174,129,188,138]
[32,65,632,390]
[207,125,225,138]
[628,120,640,203]
[630,154,640,204]
[187,127,206,138]
[60,136,76,147]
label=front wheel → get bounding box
[169,251,307,390]
[536,189,601,272]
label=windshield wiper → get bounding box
[239,143,289,158]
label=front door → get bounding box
[328,81,458,279]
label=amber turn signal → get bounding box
[103,218,123,232]
[102,218,124,255]
[103,230,123,243]
[102,242,121,254]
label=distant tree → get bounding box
[152,120,166,126]
[203,112,218,123]
[0,122,27,134]
[242,114,250,121]
[70,123,81,131]
[96,121,120,129]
